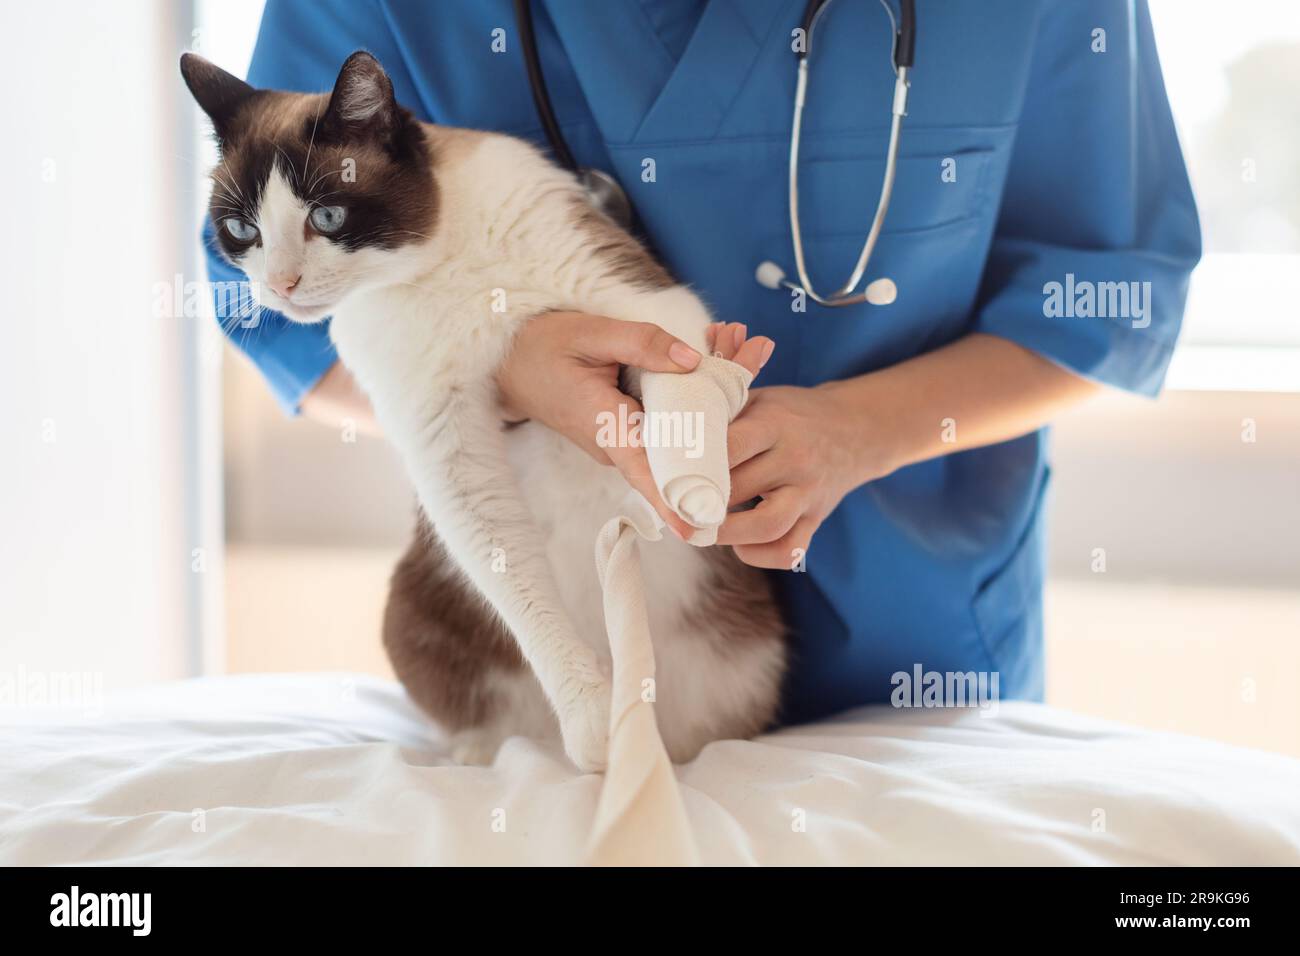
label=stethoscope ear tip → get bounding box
[755,260,787,290]
[865,277,897,306]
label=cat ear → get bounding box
[323,51,398,137]
[180,53,255,141]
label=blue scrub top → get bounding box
[204,0,1200,725]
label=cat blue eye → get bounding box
[223,217,259,242]
[310,205,347,235]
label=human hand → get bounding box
[496,312,773,539]
[715,376,890,570]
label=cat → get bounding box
[182,50,787,771]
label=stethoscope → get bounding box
[514,0,916,309]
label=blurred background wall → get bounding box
[0,0,221,692]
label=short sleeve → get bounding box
[972,0,1201,396]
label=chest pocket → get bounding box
[772,142,999,385]
[799,145,993,237]
[782,142,995,293]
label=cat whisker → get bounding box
[209,166,245,198]
[209,173,248,208]
[273,143,301,188]
[227,304,268,347]
[217,296,261,328]
[307,166,342,193]
[303,108,323,188]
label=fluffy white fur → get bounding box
[239,132,784,770]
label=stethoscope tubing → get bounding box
[785,60,908,307]
[777,0,913,307]
[512,0,578,174]
[514,0,916,309]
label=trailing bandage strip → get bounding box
[585,356,752,866]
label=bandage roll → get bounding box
[639,355,752,547]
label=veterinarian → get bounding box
[203,0,1199,725]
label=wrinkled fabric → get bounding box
[585,355,750,865]
[2,675,1296,866]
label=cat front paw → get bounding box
[557,674,611,773]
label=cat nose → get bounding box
[267,273,301,299]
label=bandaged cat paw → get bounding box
[640,323,773,546]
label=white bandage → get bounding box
[639,355,752,546]
[585,356,751,865]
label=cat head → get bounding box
[181,51,435,323]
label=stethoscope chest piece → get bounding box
[756,262,898,306]
[581,168,634,230]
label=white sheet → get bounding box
[2,673,1297,866]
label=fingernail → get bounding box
[760,339,775,368]
[732,325,746,351]
[669,342,701,369]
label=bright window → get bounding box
[1150,0,1300,391]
